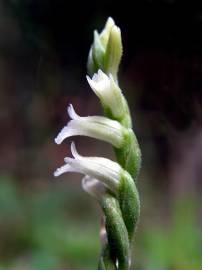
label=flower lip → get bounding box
[54,163,72,177]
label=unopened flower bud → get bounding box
[87,17,122,79]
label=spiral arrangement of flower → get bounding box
[54,17,141,270]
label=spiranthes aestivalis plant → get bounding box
[54,17,141,270]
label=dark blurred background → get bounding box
[0,0,202,269]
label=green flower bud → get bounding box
[87,17,122,80]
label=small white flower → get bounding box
[54,142,123,193]
[86,70,126,119]
[82,175,108,200]
[55,104,127,148]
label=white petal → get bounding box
[86,75,98,94]
[82,175,107,199]
[97,69,107,80]
[55,107,126,147]
[54,143,122,193]
[70,141,81,159]
[54,163,76,177]
[92,72,98,82]
[87,70,110,95]
[104,17,115,30]
[67,104,80,120]
[55,126,69,144]
[62,142,121,191]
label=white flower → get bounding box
[86,70,126,119]
[87,17,122,79]
[82,175,108,200]
[54,142,123,193]
[55,104,127,148]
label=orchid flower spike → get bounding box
[55,104,128,148]
[54,17,141,270]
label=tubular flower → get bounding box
[87,70,129,123]
[54,142,122,193]
[55,104,128,148]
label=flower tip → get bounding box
[97,69,104,77]
[53,168,61,177]
[54,163,73,177]
[54,126,69,145]
[86,75,91,84]
[70,141,80,159]
[106,17,115,27]
[54,137,60,144]
[67,104,80,120]
[112,25,121,34]
[86,75,97,93]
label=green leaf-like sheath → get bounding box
[101,195,130,270]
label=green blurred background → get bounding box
[0,1,202,269]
